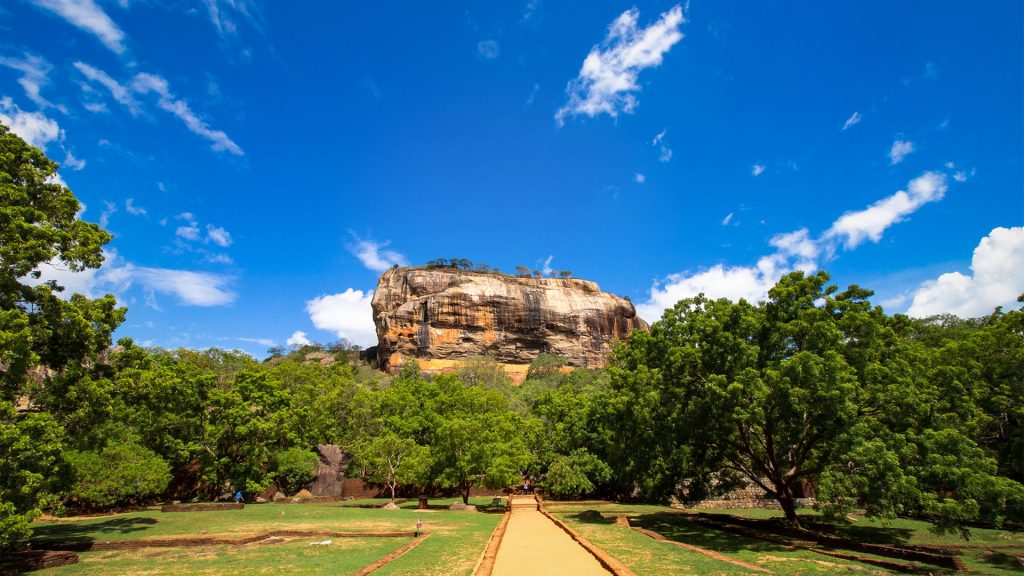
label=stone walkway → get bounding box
[491,495,612,576]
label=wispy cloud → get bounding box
[131,73,244,155]
[202,0,265,39]
[721,212,733,226]
[477,40,500,60]
[825,171,946,249]
[652,128,672,162]
[634,172,645,183]
[907,227,1024,318]
[205,224,232,247]
[556,4,685,126]
[99,200,117,228]
[636,171,951,322]
[29,250,236,307]
[125,198,146,216]
[841,111,862,130]
[306,289,377,347]
[238,337,275,347]
[0,53,63,111]
[525,83,540,106]
[287,330,312,347]
[889,138,915,165]
[75,62,243,155]
[175,212,200,241]
[73,62,140,114]
[346,234,408,272]
[751,164,765,176]
[30,0,126,54]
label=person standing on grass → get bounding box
[415,518,423,537]
[235,490,243,503]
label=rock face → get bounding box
[372,267,649,374]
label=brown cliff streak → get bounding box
[371,268,649,380]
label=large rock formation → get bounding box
[372,267,649,377]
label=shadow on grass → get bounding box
[567,510,615,525]
[631,512,786,554]
[31,516,158,544]
[980,551,1024,571]
[803,519,915,547]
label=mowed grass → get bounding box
[551,504,1024,576]
[552,509,892,575]
[30,500,502,576]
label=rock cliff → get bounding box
[371,267,649,376]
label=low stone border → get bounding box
[36,530,419,552]
[353,533,431,576]
[0,550,79,574]
[536,496,637,576]
[472,510,512,576]
[160,503,244,513]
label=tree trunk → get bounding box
[463,483,470,505]
[389,481,396,503]
[777,486,801,528]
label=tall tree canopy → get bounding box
[608,271,1024,531]
[0,124,123,548]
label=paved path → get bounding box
[491,495,612,576]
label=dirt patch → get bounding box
[40,529,419,552]
[0,550,79,573]
[161,503,244,513]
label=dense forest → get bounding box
[2,123,1022,550]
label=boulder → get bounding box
[449,502,477,512]
[272,492,286,502]
[372,267,649,378]
[382,502,400,510]
[293,489,314,498]
[310,445,348,498]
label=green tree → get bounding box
[355,432,431,502]
[66,437,170,508]
[273,447,319,495]
[609,271,1024,531]
[545,449,612,499]
[0,123,123,549]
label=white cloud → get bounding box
[287,330,312,347]
[27,250,236,307]
[652,128,672,162]
[842,111,861,130]
[825,171,946,249]
[907,227,1024,318]
[175,213,200,241]
[206,224,232,247]
[556,4,685,126]
[131,73,244,155]
[634,172,645,183]
[202,0,264,39]
[99,200,117,228]
[83,102,109,113]
[477,40,500,59]
[889,138,915,165]
[73,62,140,114]
[0,53,61,110]
[637,171,952,322]
[306,289,378,347]
[346,235,408,272]
[204,253,233,265]
[525,83,540,106]
[0,97,60,149]
[75,63,242,155]
[751,164,765,176]
[238,337,274,347]
[125,198,146,216]
[30,0,126,54]
[63,149,85,170]
[721,212,733,226]
[539,255,554,276]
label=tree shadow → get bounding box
[567,510,615,525]
[31,517,159,546]
[631,512,787,554]
[803,519,915,547]
[979,551,1024,572]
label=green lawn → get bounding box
[30,501,502,575]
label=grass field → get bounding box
[547,503,1024,576]
[30,498,502,576]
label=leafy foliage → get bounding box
[66,438,170,508]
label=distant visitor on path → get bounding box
[415,518,423,537]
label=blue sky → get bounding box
[2,1,1022,357]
